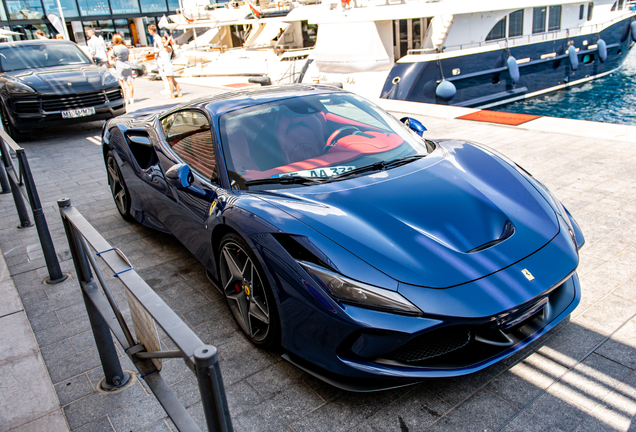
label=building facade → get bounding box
[0,0,185,46]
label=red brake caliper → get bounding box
[235,282,241,293]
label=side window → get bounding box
[161,110,218,183]
[486,17,506,41]
[587,2,594,21]
[548,6,561,31]
[508,10,524,37]
[532,7,547,34]
[579,4,585,19]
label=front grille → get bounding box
[14,98,41,114]
[42,91,106,111]
[105,88,124,102]
[384,327,471,363]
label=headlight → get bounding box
[299,261,422,316]
[5,81,35,94]
[102,72,118,86]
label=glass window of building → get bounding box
[486,17,506,41]
[508,10,524,37]
[12,23,50,39]
[110,0,139,14]
[0,6,7,20]
[167,0,178,11]
[532,7,546,34]
[98,19,114,43]
[6,0,45,20]
[42,0,78,17]
[77,0,110,16]
[140,0,167,14]
[548,5,561,31]
[113,19,131,44]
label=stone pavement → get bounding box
[0,77,634,431]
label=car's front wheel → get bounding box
[1,104,28,142]
[106,150,133,221]
[218,233,280,348]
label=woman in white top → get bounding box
[110,34,134,105]
[158,36,182,99]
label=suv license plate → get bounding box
[62,107,96,119]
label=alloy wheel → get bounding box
[219,241,270,342]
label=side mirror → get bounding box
[165,163,193,189]
[165,164,209,199]
[248,76,272,86]
[400,117,427,136]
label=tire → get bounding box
[1,104,28,142]
[105,150,134,222]
[218,233,280,348]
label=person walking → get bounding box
[147,24,170,93]
[35,29,48,39]
[87,29,108,67]
[158,36,182,99]
[110,34,134,106]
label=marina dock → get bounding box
[1,77,635,431]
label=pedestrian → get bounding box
[56,34,64,40]
[87,29,108,67]
[147,24,170,94]
[35,29,48,39]
[110,34,134,106]
[158,36,182,99]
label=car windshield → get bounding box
[0,43,91,72]
[219,93,431,190]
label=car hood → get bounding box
[7,66,110,94]
[259,140,560,288]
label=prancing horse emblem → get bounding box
[522,269,535,281]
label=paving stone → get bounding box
[54,373,95,406]
[233,383,324,432]
[354,384,451,432]
[575,295,636,336]
[72,415,114,432]
[572,371,636,432]
[34,316,91,348]
[426,389,518,432]
[487,352,569,409]
[108,395,167,432]
[246,360,305,400]
[29,311,61,333]
[138,419,173,432]
[547,353,632,412]
[10,410,69,432]
[63,381,148,430]
[48,347,102,384]
[290,386,412,432]
[70,330,97,353]
[169,377,201,409]
[41,338,76,365]
[595,320,636,369]
[218,346,277,387]
[499,391,588,432]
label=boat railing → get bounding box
[408,11,635,56]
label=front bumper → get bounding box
[5,86,126,132]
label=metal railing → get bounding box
[58,197,232,432]
[0,129,67,284]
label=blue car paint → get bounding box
[381,17,636,107]
[102,85,584,388]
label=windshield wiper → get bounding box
[331,154,426,181]
[244,176,328,187]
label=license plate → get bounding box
[61,107,96,119]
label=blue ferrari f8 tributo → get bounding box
[102,85,584,391]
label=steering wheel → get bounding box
[325,126,362,152]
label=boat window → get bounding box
[587,2,594,20]
[532,7,547,34]
[618,0,624,10]
[486,17,506,41]
[508,10,524,37]
[611,1,617,11]
[548,6,561,31]
[161,110,218,183]
[579,4,585,19]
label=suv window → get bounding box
[161,110,218,182]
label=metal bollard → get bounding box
[0,153,10,194]
[0,137,31,228]
[195,345,233,432]
[58,198,129,390]
[17,150,67,284]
